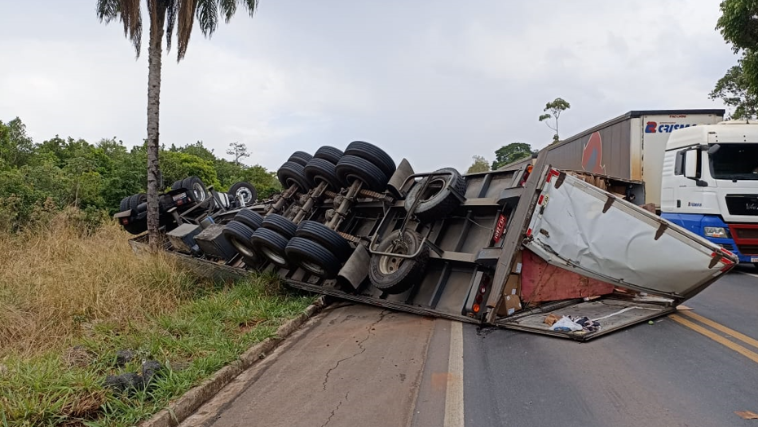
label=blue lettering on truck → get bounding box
[645,122,697,133]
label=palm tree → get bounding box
[96,0,258,249]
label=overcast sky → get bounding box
[0,0,738,173]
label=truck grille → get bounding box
[732,228,758,239]
[725,195,758,216]
[736,244,758,255]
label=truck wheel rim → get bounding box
[231,237,256,258]
[261,247,286,265]
[379,242,408,274]
[236,188,253,204]
[300,260,325,276]
[193,183,206,201]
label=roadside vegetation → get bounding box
[0,213,313,426]
[0,117,281,234]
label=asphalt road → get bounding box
[182,268,758,427]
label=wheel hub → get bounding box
[261,247,287,266]
[236,188,253,204]
[300,260,325,276]
[379,240,409,275]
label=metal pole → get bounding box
[266,183,299,216]
[292,181,328,224]
[327,180,362,230]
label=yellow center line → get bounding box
[680,310,758,350]
[669,314,758,365]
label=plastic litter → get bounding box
[549,316,583,332]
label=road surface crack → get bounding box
[319,391,350,427]
[322,310,388,391]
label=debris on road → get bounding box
[736,410,758,420]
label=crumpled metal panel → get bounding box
[523,170,737,301]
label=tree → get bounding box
[97,0,259,249]
[179,141,216,162]
[714,1,758,119]
[709,62,758,120]
[0,118,34,169]
[491,143,535,170]
[226,141,251,166]
[538,97,571,143]
[467,155,490,173]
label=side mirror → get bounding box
[684,149,699,179]
[708,144,721,156]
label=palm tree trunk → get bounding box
[146,3,165,250]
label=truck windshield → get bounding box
[709,143,758,180]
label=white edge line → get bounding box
[444,321,465,427]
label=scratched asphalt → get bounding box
[181,267,758,427]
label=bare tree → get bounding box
[226,142,251,166]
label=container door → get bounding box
[522,169,736,301]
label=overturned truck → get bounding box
[116,142,737,341]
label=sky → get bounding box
[0,0,739,173]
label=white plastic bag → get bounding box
[549,316,583,332]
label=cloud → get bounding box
[0,0,739,175]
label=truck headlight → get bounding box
[704,227,729,238]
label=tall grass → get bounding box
[0,211,203,357]
[0,211,313,426]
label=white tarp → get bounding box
[523,170,737,299]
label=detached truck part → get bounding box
[125,140,738,341]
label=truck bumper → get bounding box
[662,213,757,264]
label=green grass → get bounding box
[0,274,313,427]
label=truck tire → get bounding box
[369,229,429,294]
[170,179,184,191]
[222,221,260,265]
[262,214,298,239]
[119,195,130,212]
[344,141,396,178]
[304,158,343,192]
[251,227,290,267]
[288,151,313,167]
[295,221,352,262]
[181,176,208,203]
[335,155,388,193]
[128,193,147,213]
[277,161,313,192]
[285,237,342,278]
[234,209,264,231]
[314,146,344,164]
[403,167,466,223]
[228,182,257,206]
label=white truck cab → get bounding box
[661,120,758,265]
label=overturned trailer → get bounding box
[121,142,737,341]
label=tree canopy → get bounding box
[713,0,758,119]
[491,143,535,170]
[466,155,490,173]
[709,62,758,119]
[0,117,280,233]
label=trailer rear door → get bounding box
[498,169,737,340]
[524,169,736,299]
